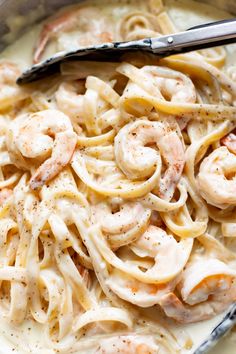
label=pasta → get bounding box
[0,0,236,352]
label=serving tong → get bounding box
[194,303,236,354]
[17,18,236,84]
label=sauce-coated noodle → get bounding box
[0,0,236,353]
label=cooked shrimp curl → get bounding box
[107,269,176,308]
[7,109,77,189]
[179,258,236,305]
[198,146,236,209]
[160,258,236,323]
[115,120,185,200]
[143,65,197,104]
[96,334,159,354]
[107,225,192,305]
[94,201,149,235]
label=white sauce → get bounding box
[0,0,236,353]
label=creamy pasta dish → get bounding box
[1,0,236,353]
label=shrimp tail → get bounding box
[33,11,79,63]
[30,131,77,189]
[33,30,51,64]
[159,291,236,323]
[159,293,193,323]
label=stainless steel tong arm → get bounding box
[151,18,236,54]
[17,18,236,84]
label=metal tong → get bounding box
[194,303,236,354]
[17,18,236,84]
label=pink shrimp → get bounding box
[8,109,77,189]
[159,258,236,323]
[96,335,159,354]
[34,6,114,63]
[221,132,236,154]
[115,120,185,200]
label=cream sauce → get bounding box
[0,0,236,353]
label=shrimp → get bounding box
[129,225,192,276]
[130,225,182,259]
[96,334,159,354]
[143,66,197,103]
[96,201,148,235]
[179,258,236,305]
[92,200,151,248]
[7,109,77,189]
[115,120,185,200]
[34,6,114,63]
[55,81,85,123]
[118,64,196,104]
[0,61,27,110]
[0,188,12,205]
[102,203,143,234]
[221,132,236,154]
[198,146,236,209]
[106,225,192,293]
[159,258,236,323]
[107,268,176,307]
